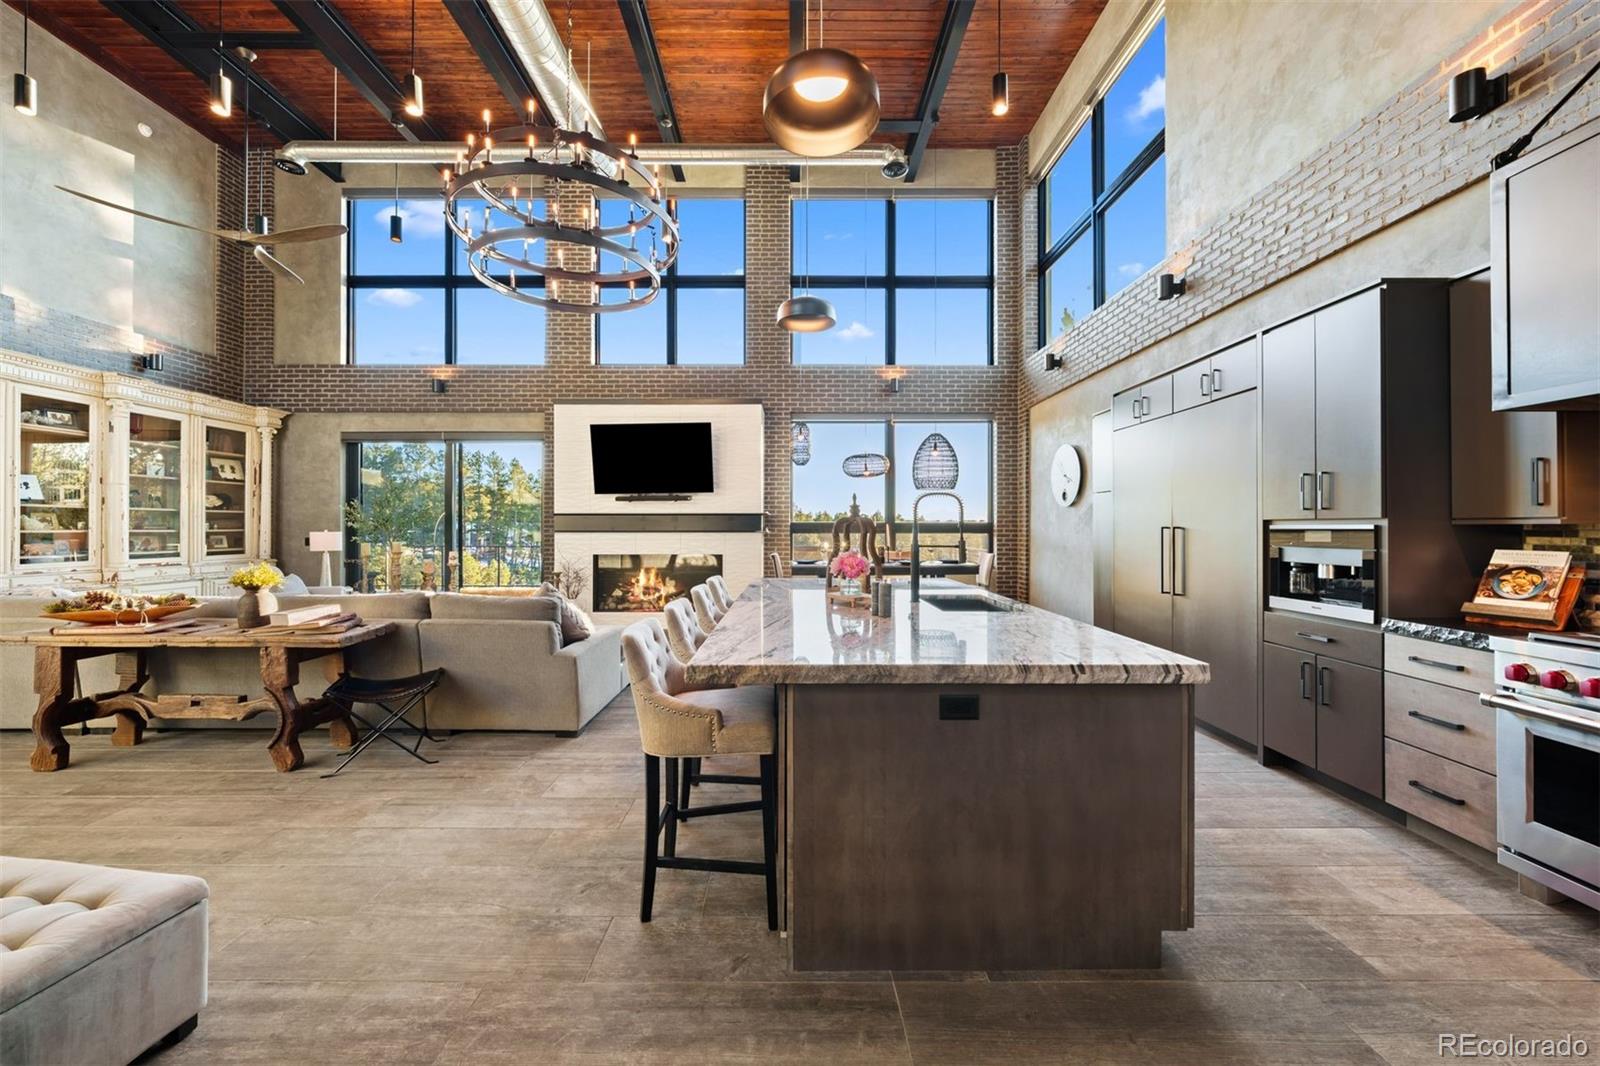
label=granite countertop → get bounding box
[1380,617,1526,652]
[685,578,1210,686]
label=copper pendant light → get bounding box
[763,1,880,157]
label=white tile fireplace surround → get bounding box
[552,403,766,623]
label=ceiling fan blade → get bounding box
[253,245,305,285]
[56,185,225,238]
[239,223,348,246]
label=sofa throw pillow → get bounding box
[559,598,596,644]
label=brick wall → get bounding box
[242,161,1023,596]
[1019,0,1598,411]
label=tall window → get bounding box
[792,199,993,365]
[597,198,745,364]
[347,196,545,365]
[789,419,993,562]
[343,437,543,590]
[1039,18,1165,345]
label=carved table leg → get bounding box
[321,651,358,750]
[30,647,74,772]
[110,651,148,747]
[261,646,305,772]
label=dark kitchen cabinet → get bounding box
[1491,116,1600,412]
[1313,656,1384,798]
[1262,638,1384,799]
[1450,271,1600,524]
[1262,642,1316,767]
[1260,281,1451,521]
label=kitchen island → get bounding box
[685,578,1209,972]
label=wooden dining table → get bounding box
[0,619,397,773]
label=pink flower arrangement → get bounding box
[829,549,870,581]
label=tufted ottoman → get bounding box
[0,857,208,1066]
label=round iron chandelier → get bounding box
[441,113,680,315]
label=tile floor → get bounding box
[1,693,1595,1064]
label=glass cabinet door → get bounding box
[128,413,183,560]
[18,393,93,568]
[203,424,250,557]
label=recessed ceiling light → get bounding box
[137,122,154,138]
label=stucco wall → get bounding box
[0,7,216,354]
[274,411,545,583]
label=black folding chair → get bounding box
[319,669,446,778]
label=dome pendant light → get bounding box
[763,0,880,157]
[781,163,836,333]
[13,1,37,117]
[991,0,1009,117]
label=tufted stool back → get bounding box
[661,598,707,664]
[706,575,734,612]
[769,551,785,577]
[690,584,723,633]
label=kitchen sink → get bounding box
[920,594,1010,613]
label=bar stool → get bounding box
[690,584,723,633]
[975,550,996,590]
[622,619,777,929]
[660,597,759,815]
[769,551,785,577]
[707,575,734,612]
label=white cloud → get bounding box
[1117,262,1146,278]
[1130,75,1165,122]
[367,288,422,308]
[836,320,874,341]
[373,203,445,235]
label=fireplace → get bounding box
[593,554,723,613]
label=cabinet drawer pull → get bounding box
[1407,709,1466,731]
[1299,660,1312,700]
[1211,368,1223,393]
[1408,780,1466,806]
[1317,665,1331,706]
[1296,632,1334,644]
[1531,456,1550,507]
[1317,471,1332,510]
[1407,654,1465,673]
[1141,395,1152,416]
[1298,473,1314,511]
[1131,398,1141,419]
[1199,370,1211,397]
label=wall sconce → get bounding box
[1045,351,1063,371]
[140,353,164,372]
[1157,273,1186,300]
[431,378,447,394]
[1449,67,1508,123]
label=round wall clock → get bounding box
[1049,443,1083,506]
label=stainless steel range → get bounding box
[1483,632,1600,909]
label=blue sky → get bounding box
[791,420,992,523]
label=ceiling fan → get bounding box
[55,186,344,286]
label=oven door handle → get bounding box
[1480,693,1600,737]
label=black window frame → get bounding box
[787,417,996,559]
[596,196,748,366]
[791,198,995,366]
[345,194,547,366]
[1038,19,1166,348]
[341,432,544,590]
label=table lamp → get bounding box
[307,530,343,587]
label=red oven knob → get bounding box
[1540,670,1576,691]
[1504,663,1535,683]
[1579,677,1600,699]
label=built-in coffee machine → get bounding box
[1267,524,1378,623]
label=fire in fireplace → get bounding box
[593,554,723,612]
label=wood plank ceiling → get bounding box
[7,0,1106,158]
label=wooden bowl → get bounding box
[44,601,196,625]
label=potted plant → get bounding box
[229,562,285,629]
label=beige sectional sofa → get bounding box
[0,592,624,734]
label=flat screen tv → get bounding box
[590,422,714,495]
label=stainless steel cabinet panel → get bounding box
[1141,374,1174,422]
[1172,393,1259,744]
[1112,384,1144,430]
[1314,657,1384,799]
[1172,358,1211,413]
[1494,125,1600,410]
[1261,315,1317,519]
[1262,612,1384,669]
[1209,338,1258,400]
[1313,287,1384,519]
[1111,413,1173,650]
[1262,642,1316,767]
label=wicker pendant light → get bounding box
[843,452,890,478]
[912,432,959,490]
[791,421,812,466]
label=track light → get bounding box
[14,1,37,116]
[991,0,1008,117]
